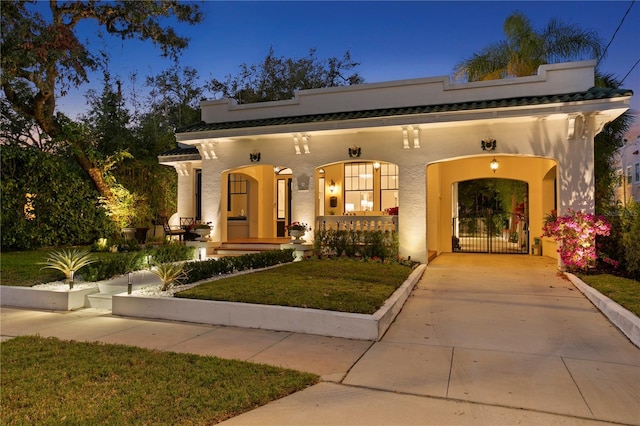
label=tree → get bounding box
[0,0,203,200]
[453,11,602,82]
[208,47,364,104]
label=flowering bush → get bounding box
[286,222,310,232]
[384,206,399,215]
[542,209,612,271]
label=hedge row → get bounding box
[313,229,399,260]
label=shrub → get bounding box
[314,229,398,260]
[83,252,145,282]
[38,249,96,288]
[150,243,195,263]
[542,209,612,271]
[622,201,640,278]
[151,263,187,291]
[183,249,295,284]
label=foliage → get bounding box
[151,262,186,291]
[1,335,318,425]
[183,249,295,284]
[621,201,640,277]
[542,209,612,271]
[150,243,195,264]
[1,0,202,212]
[83,252,145,282]
[177,258,413,314]
[286,221,311,232]
[38,249,96,287]
[313,229,398,260]
[207,46,363,104]
[1,145,118,250]
[453,11,602,82]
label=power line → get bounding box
[621,57,640,85]
[597,0,635,66]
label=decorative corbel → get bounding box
[566,114,584,140]
[402,127,410,149]
[198,140,218,160]
[293,134,301,155]
[174,163,190,177]
[301,133,311,154]
[412,126,421,149]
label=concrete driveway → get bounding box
[225,254,640,425]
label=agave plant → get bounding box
[150,262,186,292]
[39,249,96,289]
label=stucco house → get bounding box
[159,60,632,264]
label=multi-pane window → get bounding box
[380,163,399,211]
[344,162,374,212]
[627,166,633,184]
[228,173,248,215]
[635,163,640,183]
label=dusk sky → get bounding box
[48,1,640,140]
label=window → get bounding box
[627,166,633,184]
[635,163,640,183]
[380,163,399,211]
[228,173,248,216]
[345,162,373,212]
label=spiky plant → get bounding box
[39,249,96,289]
[150,262,186,292]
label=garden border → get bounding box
[112,264,426,341]
[0,285,98,311]
[566,273,640,348]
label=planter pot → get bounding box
[289,229,305,243]
[194,228,211,241]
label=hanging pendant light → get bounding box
[490,157,499,173]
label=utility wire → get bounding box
[621,57,640,84]
[596,0,635,66]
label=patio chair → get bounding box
[161,216,186,241]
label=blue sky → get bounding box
[51,1,640,138]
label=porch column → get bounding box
[175,163,195,221]
[399,163,427,263]
[201,160,222,242]
[556,125,596,215]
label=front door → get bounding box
[276,177,292,237]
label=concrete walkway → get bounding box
[2,254,639,425]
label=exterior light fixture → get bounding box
[329,179,336,193]
[373,161,381,170]
[249,150,261,162]
[481,138,497,151]
[69,270,75,289]
[128,272,133,294]
[273,166,281,173]
[490,157,499,173]
[146,254,152,269]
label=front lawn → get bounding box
[577,273,640,317]
[177,259,413,314]
[1,335,318,425]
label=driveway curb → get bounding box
[566,273,640,348]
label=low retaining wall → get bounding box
[566,273,640,348]
[112,264,426,340]
[0,285,98,311]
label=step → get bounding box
[215,249,263,256]
[219,243,286,251]
[86,293,113,310]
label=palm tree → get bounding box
[453,12,603,82]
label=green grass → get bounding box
[177,259,413,314]
[0,247,112,287]
[1,335,318,425]
[577,273,640,317]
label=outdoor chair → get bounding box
[161,216,186,241]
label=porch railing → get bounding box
[315,215,398,233]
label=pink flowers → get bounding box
[542,209,611,270]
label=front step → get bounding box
[214,239,293,257]
[86,293,113,310]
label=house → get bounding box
[159,60,632,264]
[614,135,640,205]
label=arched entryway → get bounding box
[427,155,557,256]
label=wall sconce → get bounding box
[249,150,261,162]
[348,146,361,158]
[373,161,380,170]
[481,138,497,151]
[273,166,281,173]
[329,179,336,193]
[490,157,499,173]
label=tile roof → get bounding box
[175,87,633,134]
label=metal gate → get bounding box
[452,211,529,254]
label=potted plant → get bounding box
[286,222,311,243]
[194,222,213,240]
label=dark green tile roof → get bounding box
[175,87,632,134]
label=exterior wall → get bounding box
[163,61,631,264]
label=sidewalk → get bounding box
[2,254,639,425]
